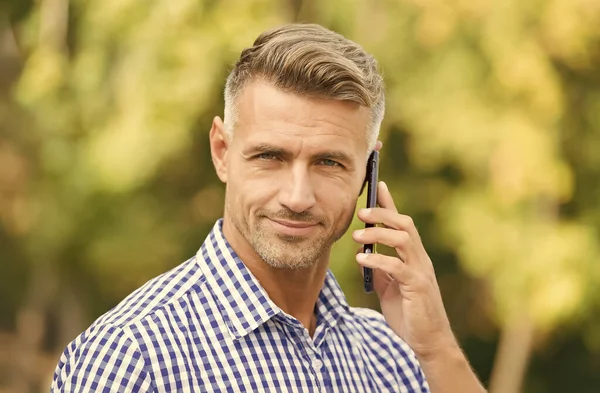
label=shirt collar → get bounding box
[315,269,350,331]
[196,219,350,340]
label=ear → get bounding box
[209,116,229,183]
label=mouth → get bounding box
[267,218,319,237]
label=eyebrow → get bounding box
[245,143,286,156]
[244,143,353,164]
[313,150,352,163]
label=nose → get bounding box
[278,165,317,213]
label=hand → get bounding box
[352,181,458,360]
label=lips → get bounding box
[270,219,317,228]
[267,218,319,236]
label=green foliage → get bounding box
[1,0,600,391]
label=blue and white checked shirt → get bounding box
[52,219,429,392]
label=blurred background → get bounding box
[1,0,599,392]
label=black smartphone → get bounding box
[363,150,379,293]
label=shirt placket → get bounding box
[290,321,333,392]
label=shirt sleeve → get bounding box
[51,324,154,393]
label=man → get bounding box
[51,24,485,392]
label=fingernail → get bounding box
[356,253,368,262]
[353,229,364,237]
[360,208,371,215]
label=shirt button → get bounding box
[313,359,323,370]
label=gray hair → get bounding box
[223,24,385,151]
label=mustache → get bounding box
[261,209,326,225]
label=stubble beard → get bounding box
[226,198,354,270]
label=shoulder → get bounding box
[346,306,398,341]
[346,306,417,359]
[345,306,429,390]
[348,305,388,325]
[52,256,207,391]
[94,256,205,328]
[51,323,154,392]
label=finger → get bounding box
[375,140,383,151]
[352,227,417,263]
[357,208,421,240]
[353,227,413,251]
[356,252,414,287]
[355,245,365,277]
[371,266,396,295]
[377,181,398,213]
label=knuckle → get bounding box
[381,256,399,273]
[412,273,430,291]
[396,231,411,245]
[393,258,405,273]
[400,215,415,228]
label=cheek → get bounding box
[228,168,279,212]
[316,177,360,215]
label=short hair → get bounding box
[224,24,385,151]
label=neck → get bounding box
[222,217,330,337]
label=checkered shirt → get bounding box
[51,219,429,392]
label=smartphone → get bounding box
[363,150,379,293]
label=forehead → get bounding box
[233,80,371,155]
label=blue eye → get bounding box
[319,159,341,167]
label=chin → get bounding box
[273,232,313,243]
[262,254,321,270]
[254,234,329,269]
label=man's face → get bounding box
[215,80,371,270]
